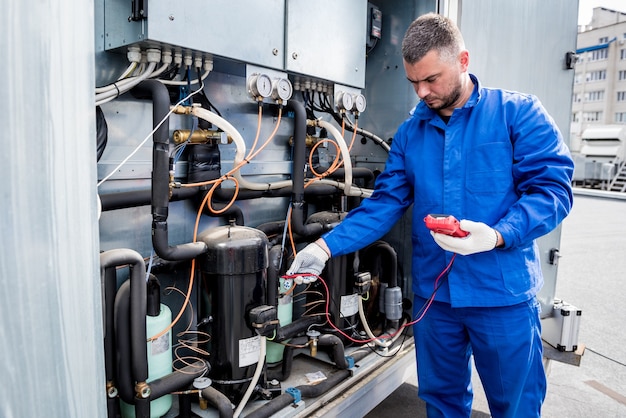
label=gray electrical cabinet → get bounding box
[285,0,367,87]
[104,0,285,69]
[103,0,366,87]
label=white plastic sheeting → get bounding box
[0,1,104,417]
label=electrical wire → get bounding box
[280,254,456,345]
[178,104,283,214]
[148,185,213,342]
[163,286,211,372]
[585,346,626,368]
[97,80,206,187]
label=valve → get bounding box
[306,330,321,357]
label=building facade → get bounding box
[571,7,626,151]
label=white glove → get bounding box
[431,220,498,256]
[286,242,330,277]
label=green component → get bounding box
[266,278,294,364]
[120,304,173,418]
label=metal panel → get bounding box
[285,0,367,87]
[458,0,578,316]
[359,0,438,143]
[104,0,285,70]
[458,0,578,144]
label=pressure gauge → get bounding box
[272,78,293,101]
[248,73,272,98]
[353,94,367,113]
[336,91,353,111]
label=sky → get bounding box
[578,0,626,25]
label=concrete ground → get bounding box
[365,191,626,418]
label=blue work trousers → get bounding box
[412,296,546,417]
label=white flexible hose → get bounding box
[233,336,266,418]
[95,61,156,96]
[191,106,293,190]
[316,179,373,198]
[190,106,254,187]
[118,61,138,80]
[149,62,171,79]
[358,296,405,348]
[190,107,373,197]
[95,62,138,94]
[95,61,157,106]
[316,120,354,196]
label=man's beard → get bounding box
[425,83,462,112]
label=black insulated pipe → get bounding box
[318,334,349,369]
[201,386,234,418]
[114,280,134,403]
[273,315,324,342]
[134,397,150,418]
[364,241,398,288]
[148,361,209,400]
[265,336,307,381]
[101,249,148,384]
[244,369,351,418]
[245,349,370,418]
[288,100,323,238]
[132,80,207,261]
[99,187,198,211]
[103,264,117,384]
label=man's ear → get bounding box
[459,50,469,71]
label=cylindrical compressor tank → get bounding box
[197,224,269,402]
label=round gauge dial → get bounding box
[273,78,293,101]
[337,91,353,111]
[353,94,367,113]
[249,74,272,98]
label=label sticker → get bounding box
[239,335,261,367]
[340,293,359,317]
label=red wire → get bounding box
[282,253,456,345]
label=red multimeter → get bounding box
[423,214,469,237]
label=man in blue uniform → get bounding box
[287,13,574,418]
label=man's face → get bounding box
[403,49,468,116]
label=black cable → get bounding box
[195,68,222,117]
[96,106,108,162]
[586,347,626,368]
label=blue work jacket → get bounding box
[323,75,574,307]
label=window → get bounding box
[586,70,606,82]
[621,49,626,60]
[572,93,581,103]
[585,90,605,101]
[574,73,582,84]
[617,91,626,101]
[572,112,580,122]
[615,112,626,123]
[589,49,608,61]
[583,111,603,122]
[619,70,626,81]
[599,36,609,43]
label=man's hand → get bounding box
[431,220,499,256]
[286,241,330,276]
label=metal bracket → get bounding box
[130,0,147,21]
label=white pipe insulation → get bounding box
[190,106,373,197]
[232,336,266,418]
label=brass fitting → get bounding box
[307,330,321,357]
[171,105,193,115]
[135,381,151,399]
[173,129,231,145]
[106,381,118,398]
[288,134,319,147]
